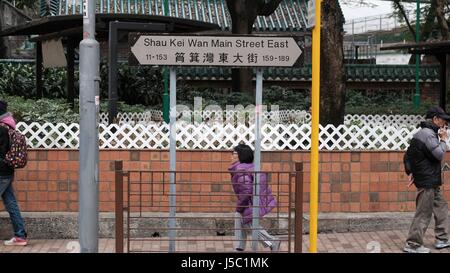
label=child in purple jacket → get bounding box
[228,144,280,252]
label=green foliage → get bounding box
[176,84,309,110]
[0,62,163,106]
[0,63,35,96]
[0,61,442,118]
[176,84,255,109]
[263,86,310,110]
[1,94,78,123]
[98,101,147,113]
[225,92,254,107]
[345,89,366,108]
[345,90,434,115]
[0,94,148,123]
[42,68,67,98]
[0,62,68,98]
[100,64,163,106]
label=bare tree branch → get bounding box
[393,0,416,37]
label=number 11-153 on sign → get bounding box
[146,54,168,61]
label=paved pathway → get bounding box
[1,230,448,253]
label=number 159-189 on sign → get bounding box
[262,55,290,62]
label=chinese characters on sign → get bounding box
[130,35,303,67]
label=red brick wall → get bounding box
[5,150,450,213]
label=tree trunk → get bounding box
[320,1,346,125]
[0,3,5,58]
[230,15,254,96]
[435,0,449,40]
[421,1,437,40]
[226,0,258,96]
[225,0,282,96]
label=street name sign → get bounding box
[129,34,303,67]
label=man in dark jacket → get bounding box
[0,100,27,246]
[403,106,450,253]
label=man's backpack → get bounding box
[0,123,27,169]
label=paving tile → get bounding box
[2,229,450,253]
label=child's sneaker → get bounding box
[4,236,27,246]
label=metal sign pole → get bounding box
[79,0,100,253]
[162,0,170,122]
[414,0,421,108]
[252,69,263,251]
[169,67,177,252]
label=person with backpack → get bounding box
[403,106,450,253]
[0,100,27,246]
[228,144,280,252]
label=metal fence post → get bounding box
[295,162,304,253]
[115,160,124,253]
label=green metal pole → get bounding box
[163,70,169,123]
[162,0,170,123]
[414,0,421,108]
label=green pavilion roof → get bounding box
[175,65,440,82]
[42,0,309,32]
[0,59,440,83]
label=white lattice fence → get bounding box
[18,122,80,149]
[99,110,424,126]
[99,110,161,125]
[17,122,423,150]
[344,114,424,127]
[99,110,291,124]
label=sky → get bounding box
[340,0,414,20]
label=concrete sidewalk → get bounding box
[1,229,449,253]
